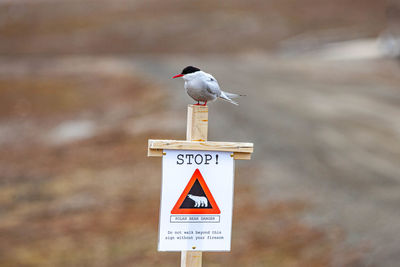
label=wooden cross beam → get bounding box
[147,104,254,267]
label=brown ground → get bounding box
[0,59,364,266]
[0,0,396,266]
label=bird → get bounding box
[172,66,244,106]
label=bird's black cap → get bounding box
[181,66,200,75]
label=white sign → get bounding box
[158,149,234,251]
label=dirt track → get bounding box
[1,0,397,265]
[132,54,400,267]
[0,53,399,266]
[0,56,358,266]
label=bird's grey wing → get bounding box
[202,75,221,96]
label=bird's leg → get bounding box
[202,101,207,106]
[194,101,200,106]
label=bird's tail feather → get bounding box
[219,91,239,105]
[224,92,246,99]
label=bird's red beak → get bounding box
[172,74,184,79]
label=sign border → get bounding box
[171,168,221,214]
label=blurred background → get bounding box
[1,0,399,266]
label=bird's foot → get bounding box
[194,101,207,106]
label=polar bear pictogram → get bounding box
[187,194,208,207]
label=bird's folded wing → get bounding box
[202,74,221,96]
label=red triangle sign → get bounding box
[171,169,220,214]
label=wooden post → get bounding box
[186,105,208,142]
[147,104,253,265]
[181,104,207,267]
[181,250,202,267]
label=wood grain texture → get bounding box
[183,105,206,266]
[187,105,208,141]
[181,251,202,267]
[148,140,253,153]
[233,152,252,160]
[147,148,163,157]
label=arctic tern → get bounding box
[172,66,243,106]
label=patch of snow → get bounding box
[48,119,96,145]
[281,37,400,61]
[379,32,400,58]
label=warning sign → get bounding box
[158,150,234,251]
[171,169,220,214]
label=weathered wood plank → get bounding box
[181,251,202,267]
[187,105,208,141]
[183,105,205,266]
[233,152,252,160]
[147,148,163,157]
[148,140,253,153]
